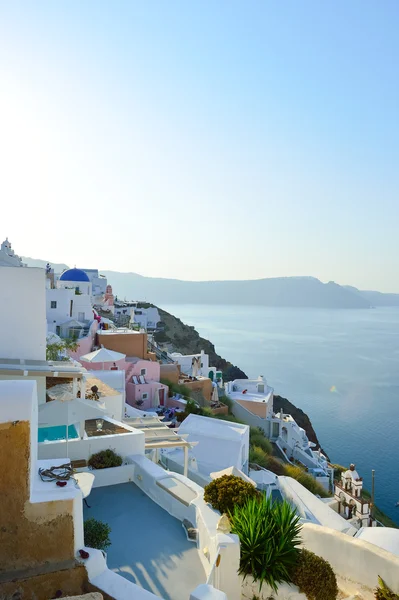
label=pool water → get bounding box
[38,424,79,443]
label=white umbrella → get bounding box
[39,395,107,457]
[80,347,126,369]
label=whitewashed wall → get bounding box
[301,522,399,597]
[231,400,271,437]
[0,266,46,360]
[38,429,145,461]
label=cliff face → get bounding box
[154,306,325,454]
[156,307,247,381]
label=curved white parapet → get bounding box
[80,547,161,600]
[190,584,227,600]
[301,522,399,597]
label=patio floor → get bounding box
[84,482,206,600]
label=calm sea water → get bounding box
[162,304,399,525]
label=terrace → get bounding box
[83,482,206,600]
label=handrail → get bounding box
[147,340,175,364]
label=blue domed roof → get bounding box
[60,268,90,282]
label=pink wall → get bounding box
[126,382,168,410]
[127,359,160,381]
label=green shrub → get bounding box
[185,398,201,414]
[285,465,330,498]
[249,445,269,469]
[375,576,399,599]
[330,463,347,481]
[231,494,301,593]
[204,474,259,515]
[176,411,187,422]
[264,455,287,476]
[201,406,214,418]
[291,549,338,600]
[215,414,243,424]
[249,430,272,455]
[220,395,233,413]
[84,518,112,551]
[88,449,123,470]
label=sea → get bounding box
[162,304,399,525]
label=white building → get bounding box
[225,376,274,421]
[131,306,160,330]
[46,284,94,337]
[169,349,223,385]
[81,268,108,299]
[0,238,26,267]
[0,266,46,360]
[226,376,332,489]
[333,463,371,528]
[57,268,92,296]
[161,413,250,487]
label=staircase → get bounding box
[147,340,175,364]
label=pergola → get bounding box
[124,415,197,477]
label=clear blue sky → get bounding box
[1,1,398,290]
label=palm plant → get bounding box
[230,494,301,593]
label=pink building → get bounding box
[125,357,168,410]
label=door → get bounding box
[159,388,165,406]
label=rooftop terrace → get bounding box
[84,482,205,600]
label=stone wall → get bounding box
[0,420,75,578]
[0,565,88,600]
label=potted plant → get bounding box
[84,517,112,555]
[88,449,123,469]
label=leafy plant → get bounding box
[84,518,112,551]
[204,474,259,515]
[284,465,330,498]
[249,445,270,469]
[46,337,79,361]
[291,549,337,600]
[231,494,302,593]
[264,455,287,476]
[375,576,399,600]
[220,394,233,413]
[88,449,123,469]
[250,429,273,455]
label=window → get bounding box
[257,383,265,393]
[140,368,146,376]
[50,301,57,309]
[142,393,148,400]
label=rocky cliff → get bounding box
[155,306,248,381]
[154,306,325,452]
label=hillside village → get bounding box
[1,238,399,600]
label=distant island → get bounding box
[22,256,399,309]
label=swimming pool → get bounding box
[38,424,79,443]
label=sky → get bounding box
[1,1,398,291]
